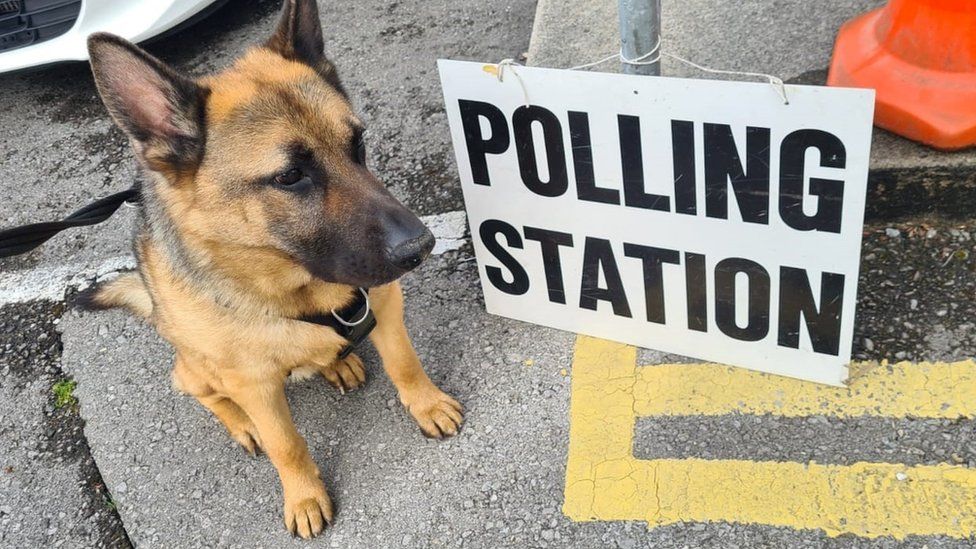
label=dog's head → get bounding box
[86,0,434,288]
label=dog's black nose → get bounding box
[386,228,435,271]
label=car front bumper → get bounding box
[0,0,222,73]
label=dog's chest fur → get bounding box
[133,194,356,376]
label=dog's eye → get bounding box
[352,132,366,166]
[273,168,305,187]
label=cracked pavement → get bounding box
[2,0,976,547]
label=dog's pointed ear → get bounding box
[87,33,208,176]
[267,0,325,64]
[266,0,345,93]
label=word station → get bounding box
[440,60,873,383]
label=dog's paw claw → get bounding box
[239,433,261,456]
[228,421,263,456]
[402,387,464,439]
[321,353,366,393]
[284,494,333,539]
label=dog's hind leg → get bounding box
[172,355,262,455]
[368,282,464,439]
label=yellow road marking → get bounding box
[636,360,976,419]
[564,336,976,539]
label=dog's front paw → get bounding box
[284,486,333,539]
[320,352,366,393]
[400,384,464,439]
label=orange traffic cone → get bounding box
[827,0,976,150]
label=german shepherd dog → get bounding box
[81,0,462,538]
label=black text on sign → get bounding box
[439,60,874,385]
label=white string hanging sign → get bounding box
[491,35,790,105]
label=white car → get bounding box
[0,0,227,73]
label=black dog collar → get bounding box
[298,287,376,359]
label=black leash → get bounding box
[0,185,140,259]
[0,184,376,356]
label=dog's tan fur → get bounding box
[82,0,461,539]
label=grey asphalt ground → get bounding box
[53,220,976,549]
[2,0,976,548]
[0,301,128,548]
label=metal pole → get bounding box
[618,0,661,76]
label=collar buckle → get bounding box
[330,287,371,327]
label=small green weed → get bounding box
[52,379,78,410]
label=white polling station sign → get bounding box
[438,60,874,386]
